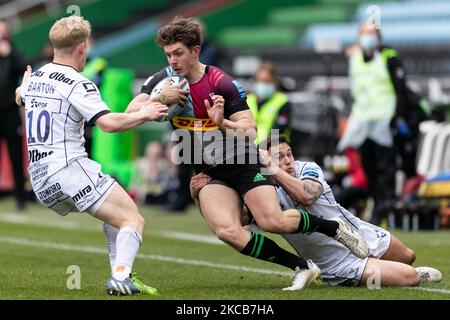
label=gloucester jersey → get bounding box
[20,62,110,189]
[276,161,391,285]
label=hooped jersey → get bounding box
[20,62,110,189]
[141,66,255,173]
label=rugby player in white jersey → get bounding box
[191,135,442,289]
[15,16,175,296]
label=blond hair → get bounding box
[49,16,91,52]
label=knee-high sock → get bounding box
[296,209,338,237]
[102,222,119,273]
[240,231,308,270]
[112,226,142,281]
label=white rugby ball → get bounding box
[149,75,189,122]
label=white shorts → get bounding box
[321,222,391,286]
[33,157,116,216]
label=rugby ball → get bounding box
[149,75,189,122]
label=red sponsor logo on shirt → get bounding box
[171,116,220,131]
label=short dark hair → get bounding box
[156,16,201,49]
[260,134,291,150]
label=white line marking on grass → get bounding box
[0,236,290,276]
[0,213,92,230]
[160,231,224,245]
[404,287,450,295]
[0,213,223,245]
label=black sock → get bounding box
[240,232,308,270]
[296,209,338,237]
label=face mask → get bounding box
[359,34,378,51]
[254,82,275,99]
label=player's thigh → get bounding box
[95,183,143,231]
[198,183,247,248]
[244,185,284,223]
[380,234,416,265]
[198,182,242,230]
[360,257,420,287]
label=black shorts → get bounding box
[206,161,276,197]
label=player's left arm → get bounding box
[387,53,408,118]
[272,168,323,207]
[206,97,255,129]
[206,75,256,134]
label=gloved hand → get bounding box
[395,118,413,137]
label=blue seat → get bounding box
[354,1,450,22]
[302,20,450,48]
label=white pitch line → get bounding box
[404,287,450,295]
[0,213,86,230]
[0,213,223,245]
[0,236,290,276]
[160,231,224,245]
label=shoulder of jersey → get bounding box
[41,63,89,87]
[207,66,228,87]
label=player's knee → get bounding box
[214,224,240,245]
[136,213,145,230]
[406,249,416,265]
[125,212,145,231]
[257,216,282,233]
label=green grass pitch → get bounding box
[0,197,448,300]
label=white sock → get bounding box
[102,222,119,274]
[112,226,142,281]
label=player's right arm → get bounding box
[189,172,211,206]
[15,65,32,107]
[127,70,188,113]
[68,80,168,133]
[190,173,251,226]
[261,151,323,206]
[287,162,324,206]
[95,102,168,133]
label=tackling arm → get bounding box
[125,93,151,113]
[269,164,323,206]
[96,101,168,133]
[259,149,323,206]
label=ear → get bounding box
[77,41,88,55]
[192,45,201,57]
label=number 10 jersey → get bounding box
[20,62,110,190]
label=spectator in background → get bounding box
[0,19,27,211]
[196,18,219,66]
[82,35,108,157]
[338,21,410,226]
[334,147,370,219]
[130,138,179,205]
[33,42,54,69]
[247,62,291,144]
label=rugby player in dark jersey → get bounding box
[127,17,369,290]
